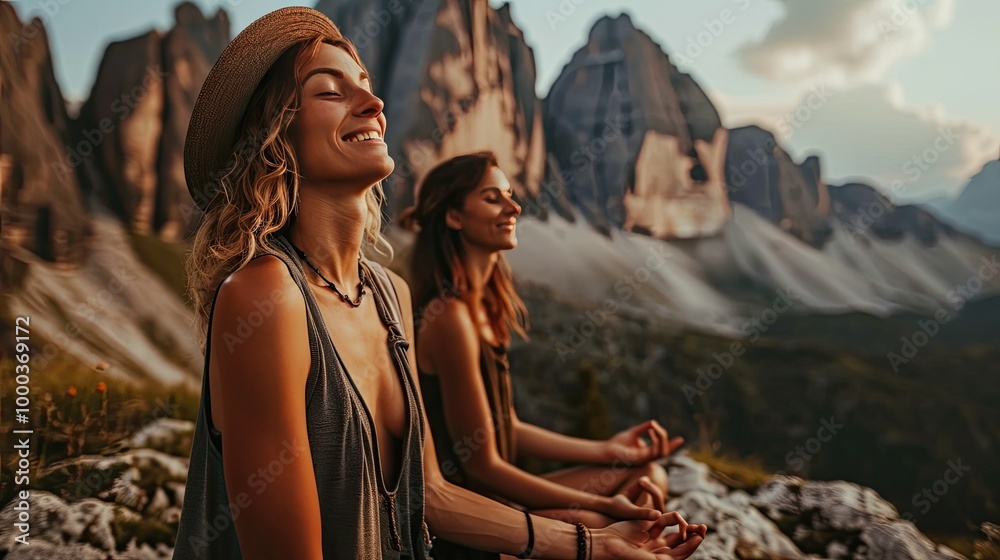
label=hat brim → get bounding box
[184,6,340,211]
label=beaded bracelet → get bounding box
[575,523,587,560]
[515,511,534,559]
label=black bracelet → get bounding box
[587,525,593,560]
[575,523,587,560]
[516,511,534,559]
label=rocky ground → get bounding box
[1,418,994,559]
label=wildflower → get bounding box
[96,381,107,393]
[66,386,78,397]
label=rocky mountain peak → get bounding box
[73,2,228,241]
[544,10,728,239]
[1,3,90,272]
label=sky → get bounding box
[9,0,999,202]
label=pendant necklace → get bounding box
[288,239,368,308]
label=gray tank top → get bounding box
[173,232,431,559]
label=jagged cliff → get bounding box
[73,1,228,241]
[724,125,832,245]
[0,2,89,267]
[544,14,730,239]
[1,4,206,390]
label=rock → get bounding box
[0,3,90,269]
[164,481,186,507]
[78,29,165,236]
[9,214,202,388]
[0,490,177,558]
[859,520,965,560]
[106,418,195,457]
[544,14,730,239]
[667,490,806,559]
[973,522,1000,559]
[752,476,968,559]
[159,506,182,526]
[753,475,899,532]
[827,540,852,558]
[828,182,956,247]
[2,541,107,560]
[146,487,171,518]
[73,2,228,240]
[155,2,230,240]
[7,446,970,559]
[36,448,190,505]
[0,491,127,555]
[665,453,728,497]
[725,125,832,246]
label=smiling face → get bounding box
[288,42,393,191]
[446,166,521,252]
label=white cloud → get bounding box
[775,82,998,201]
[738,0,956,87]
[710,82,998,201]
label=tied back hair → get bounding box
[400,151,528,347]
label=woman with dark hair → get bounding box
[399,152,694,556]
[174,7,705,560]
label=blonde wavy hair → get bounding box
[186,35,392,348]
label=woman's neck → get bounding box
[461,243,498,300]
[287,186,367,290]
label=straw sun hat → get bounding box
[184,7,341,211]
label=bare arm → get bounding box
[211,257,323,559]
[516,419,611,464]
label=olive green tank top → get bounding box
[173,232,431,559]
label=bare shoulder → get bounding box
[216,255,303,317]
[419,294,475,342]
[211,254,309,371]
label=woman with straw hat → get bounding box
[174,7,705,559]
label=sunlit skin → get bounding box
[419,166,695,529]
[208,42,704,559]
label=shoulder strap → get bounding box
[362,259,406,336]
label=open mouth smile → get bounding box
[343,129,383,143]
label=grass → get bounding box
[0,351,199,505]
[126,232,191,302]
[925,531,977,558]
[686,448,774,492]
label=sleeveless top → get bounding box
[173,232,431,559]
[417,339,517,560]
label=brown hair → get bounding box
[400,151,528,346]
[186,34,391,349]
